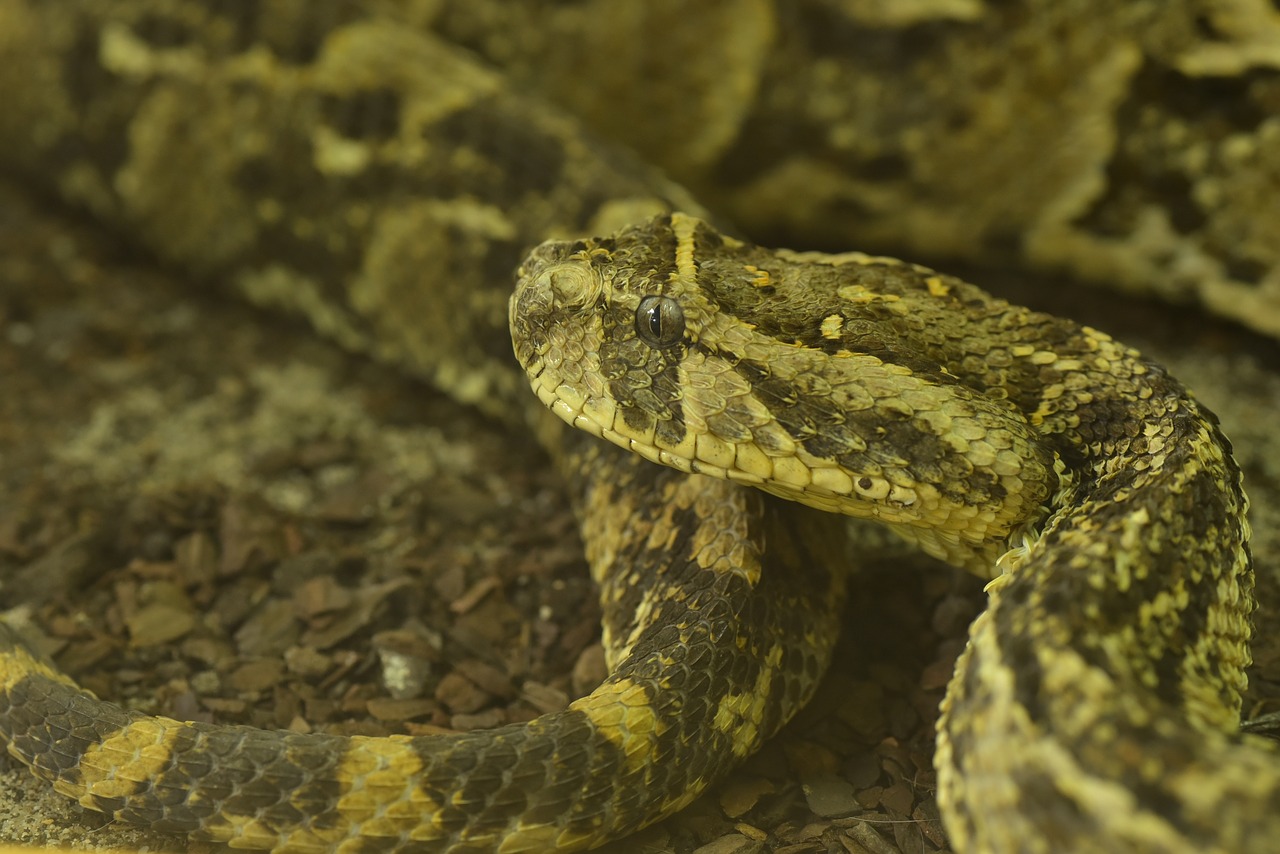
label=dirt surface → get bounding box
[1,178,1278,854]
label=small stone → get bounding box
[376,647,432,699]
[190,670,221,694]
[802,772,859,818]
[719,776,775,818]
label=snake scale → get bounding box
[1,1,1279,852]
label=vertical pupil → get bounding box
[648,306,664,338]
[635,295,684,347]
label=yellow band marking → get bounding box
[76,717,191,799]
[820,314,844,340]
[712,644,784,757]
[743,264,773,289]
[570,678,661,773]
[670,213,701,288]
[0,639,79,694]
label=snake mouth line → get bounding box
[528,368,945,523]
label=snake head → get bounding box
[510,213,725,461]
[511,213,1060,573]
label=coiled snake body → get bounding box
[510,213,1277,852]
[0,2,1278,852]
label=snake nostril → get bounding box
[540,263,599,311]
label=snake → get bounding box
[511,212,1279,851]
[0,1,1278,852]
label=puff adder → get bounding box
[511,213,1280,852]
[0,1,1277,853]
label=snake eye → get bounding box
[635,295,685,348]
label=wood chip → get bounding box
[456,659,515,700]
[449,575,501,615]
[127,602,197,647]
[879,781,915,816]
[450,708,505,731]
[200,697,248,716]
[520,680,569,714]
[218,497,286,577]
[913,800,948,847]
[293,576,354,619]
[284,645,332,679]
[227,659,286,693]
[234,597,300,657]
[174,530,218,591]
[856,786,884,809]
[302,577,410,650]
[435,671,491,715]
[311,469,390,523]
[571,644,607,695]
[840,821,900,854]
[691,833,767,854]
[365,697,442,723]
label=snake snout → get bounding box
[512,242,601,326]
[510,245,606,399]
[525,262,601,314]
